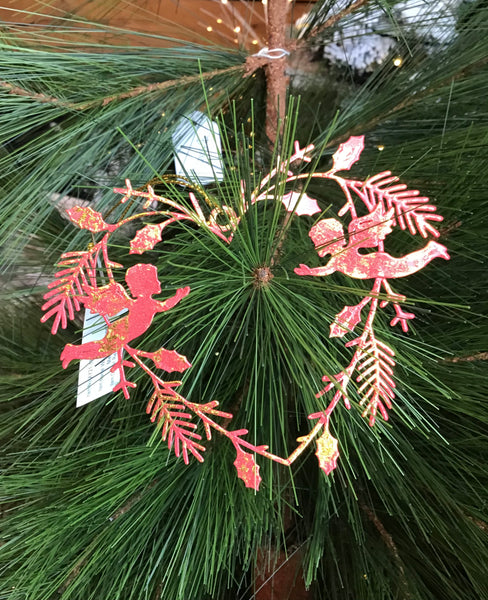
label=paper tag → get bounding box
[173,111,223,184]
[76,309,126,407]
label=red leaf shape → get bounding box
[234,449,261,490]
[330,303,364,338]
[129,223,164,254]
[281,191,321,216]
[315,429,339,475]
[332,136,364,172]
[67,206,112,232]
[149,348,192,373]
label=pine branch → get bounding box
[325,53,488,149]
[360,500,412,600]
[445,352,488,363]
[305,0,371,40]
[0,80,68,105]
[57,535,103,595]
[467,515,488,533]
[3,6,488,597]
[0,64,245,110]
[57,479,159,594]
[108,478,158,522]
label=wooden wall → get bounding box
[0,0,313,49]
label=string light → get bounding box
[393,57,403,67]
[377,145,385,151]
[206,26,213,32]
[216,18,222,24]
[262,0,267,4]
[221,0,228,4]
[234,26,241,33]
[252,39,258,45]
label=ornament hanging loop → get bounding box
[254,47,290,60]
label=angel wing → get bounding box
[81,282,132,317]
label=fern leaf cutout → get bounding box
[41,249,98,334]
[356,336,396,426]
[362,172,443,238]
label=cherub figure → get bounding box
[295,204,450,280]
[60,263,190,368]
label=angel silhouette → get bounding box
[60,263,190,369]
[295,204,450,279]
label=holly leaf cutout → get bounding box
[67,206,114,232]
[130,223,164,254]
[234,448,261,490]
[148,348,192,373]
[330,303,365,338]
[281,191,321,216]
[331,136,364,172]
[315,429,339,475]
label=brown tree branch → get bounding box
[438,220,462,236]
[57,479,158,594]
[0,64,245,111]
[108,478,158,521]
[360,501,412,599]
[303,0,371,41]
[265,0,291,144]
[445,352,488,363]
[467,515,488,533]
[0,80,66,106]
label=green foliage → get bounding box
[1,2,488,600]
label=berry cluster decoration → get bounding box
[42,136,449,490]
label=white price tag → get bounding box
[76,309,126,407]
[173,111,223,184]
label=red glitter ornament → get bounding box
[42,136,449,488]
